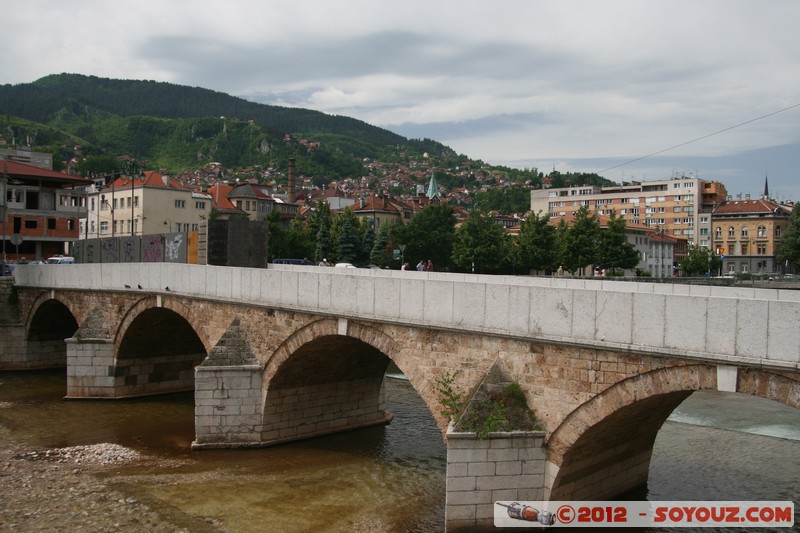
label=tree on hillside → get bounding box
[451,210,510,273]
[596,211,640,274]
[75,155,122,178]
[777,207,800,271]
[513,211,556,273]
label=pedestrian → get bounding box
[319,258,330,267]
[416,260,425,271]
[426,259,434,272]
[401,262,409,271]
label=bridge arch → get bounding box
[547,364,800,500]
[260,318,442,445]
[547,364,716,500]
[24,291,79,368]
[110,298,206,397]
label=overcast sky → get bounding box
[4,0,799,200]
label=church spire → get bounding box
[426,170,441,204]
[763,174,769,199]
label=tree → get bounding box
[596,211,640,274]
[311,201,333,263]
[266,211,288,261]
[398,204,456,271]
[513,211,556,273]
[370,223,391,266]
[451,210,510,273]
[777,207,800,271]
[555,206,600,275]
[337,218,360,263]
[680,244,714,276]
[361,220,375,264]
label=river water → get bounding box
[0,369,798,532]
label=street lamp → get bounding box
[164,219,172,233]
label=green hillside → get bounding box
[0,74,455,176]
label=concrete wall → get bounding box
[446,429,546,532]
[14,263,800,372]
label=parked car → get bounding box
[46,256,75,264]
[0,261,12,276]
[333,262,358,269]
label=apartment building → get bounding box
[712,197,792,275]
[83,171,211,239]
[227,183,299,226]
[0,160,89,260]
[531,176,729,267]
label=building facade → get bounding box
[0,160,89,260]
[531,176,728,247]
[83,171,211,239]
[712,197,792,275]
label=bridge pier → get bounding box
[193,363,264,447]
[445,429,547,532]
[0,324,28,369]
[65,337,117,398]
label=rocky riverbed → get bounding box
[0,441,216,532]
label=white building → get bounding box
[82,171,211,239]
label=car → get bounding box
[46,256,75,264]
[333,262,358,269]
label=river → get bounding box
[0,369,797,532]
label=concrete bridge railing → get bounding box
[13,262,800,372]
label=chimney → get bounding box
[287,158,296,204]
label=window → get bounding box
[715,227,722,239]
[195,201,206,209]
[741,226,749,238]
[758,244,766,255]
[757,226,766,238]
[776,226,782,238]
[24,220,37,229]
[100,221,109,234]
[68,219,75,231]
[728,227,735,238]
[175,200,186,208]
[47,218,56,230]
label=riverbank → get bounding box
[0,439,213,532]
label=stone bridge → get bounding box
[4,263,800,531]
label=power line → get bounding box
[597,102,800,174]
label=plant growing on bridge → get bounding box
[435,370,465,422]
[437,369,539,438]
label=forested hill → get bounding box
[0,73,408,148]
[0,74,458,177]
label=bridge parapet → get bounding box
[13,263,800,371]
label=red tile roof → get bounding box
[1,159,91,186]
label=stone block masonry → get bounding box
[445,428,546,532]
[194,365,263,447]
[260,377,391,445]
